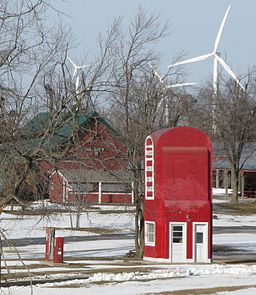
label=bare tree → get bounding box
[206,69,256,203]
[103,9,192,257]
[0,0,72,204]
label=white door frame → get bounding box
[192,222,209,263]
[169,222,187,263]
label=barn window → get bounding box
[101,182,131,193]
[70,182,99,193]
[145,221,155,246]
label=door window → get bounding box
[196,232,203,243]
[172,225,183,243]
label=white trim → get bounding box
[131,182,134,204]
[144,257,170,263]
[63,180,68,203]
[49,170,69,203]
[101,192,132,195]
[169,222,187,263]
[145,136,154,200]
[55,171,69,203]
[144,257,194,264]
[98,182,102,204]
[71,192,132,195]
[145,221,156,246]
[49,169,57,178]
[192,222,209,263]
[51,169,68,183]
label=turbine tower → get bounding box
[67,56,90,94]
[168,5,244,129]
[149,63,196,126]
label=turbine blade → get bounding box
[149,62,165,85]
[72,68,77,80]
[67,55,77,68]
[213,56,218,95]
[168,53,213,67]
[75,75,80,93]
[77,64,90,69]
[213,5,231,52]
[167,83,197,88]
[215,55,245,90]
[157,97,164,110]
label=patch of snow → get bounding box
[213,188,233,195]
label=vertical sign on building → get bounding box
[145,136,154,200]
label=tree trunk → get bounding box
[134,179,140,255]
[133,162,144,258]
[138,197,144,257]
[75,195,82,228]
[231,166,239,203]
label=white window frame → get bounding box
[145,136,154,200]
[145,221,156,246]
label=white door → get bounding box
[194,223,208,263]
[170,223,186,263]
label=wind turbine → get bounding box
[149,63,196,126]
[168,5,244,129]
[67,56,90,94]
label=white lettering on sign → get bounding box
[85,147,105,152]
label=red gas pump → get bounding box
[45,228,55,261]
[53,237,64,263]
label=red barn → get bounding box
[144,126,212,263]
[25,111,133,204]
[49,169,133,204]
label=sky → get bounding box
[52,0,256,87]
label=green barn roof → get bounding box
[22,111,117,151]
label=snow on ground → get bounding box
[3,272,256,295]
[1,209,134,240]
[214,233,256,252]
[213,213,256,227]
[5,238,134,260]
[1,196,256,294]
[218,289,256,295]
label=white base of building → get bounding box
[143,256,211,264]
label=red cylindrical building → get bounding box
[144,127,212,263]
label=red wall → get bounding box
[56,121,128,171]
[144,127,212,260]
[41,119,128,175]
[67,192,133,204]
[41,118,131,204]
[49,172,64,203]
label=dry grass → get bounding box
[2,208,70,216]
[145,285,256,295]
[54,226,122,234]
[215,200,256,215]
